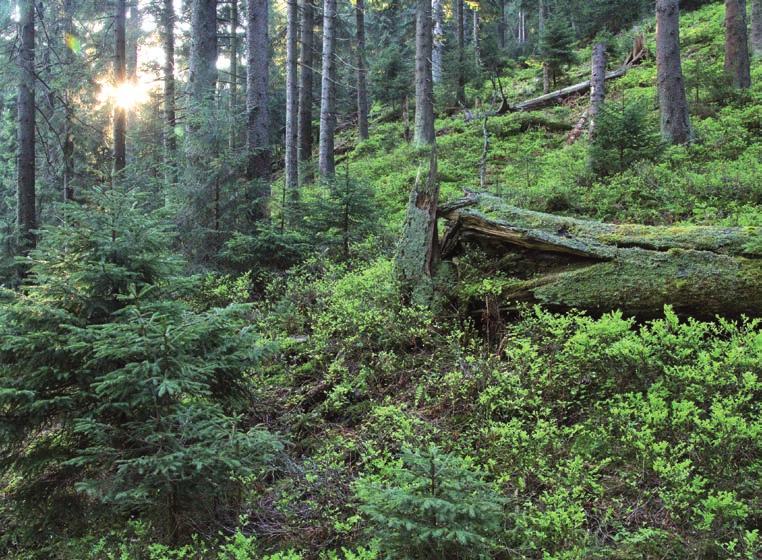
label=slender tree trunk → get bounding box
[414,0,435,144]
[589,42,607,138]
[456,0,465,105]
[229,0,239,149]
[318,0,337,179]
[520,10,526,44]
[497,0,506,49]
[161,0,177,184]
[540,0,550,94]
[246,0,272,202]
[432,0,444,84]
[753,0,762,57]
[285,0,299,191]
[17,0,36,252]
[656,0,692,144]
[189,0,218,105]
[724,0,751,88]
[356,0,369,140]
[473,9,481,67]
[403,95,411,143]
[63,0,75,201]
[114,0,127,176]
[298,0,315,184]
[127,1,139,80]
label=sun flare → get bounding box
[98,79,151,110]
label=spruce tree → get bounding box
[0,188,281,540]
[589,97,663,176]
[539,17,577,88]
[357,446,504,559]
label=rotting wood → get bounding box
[440,193,762,316]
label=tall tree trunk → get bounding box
[298,0,315,184]
[519,10,525,44]
[497,0,506,49]
[246,0,271,205]
[16,0,36,252]
[473,9,481,67]
[540,0,550,94]
[189,0,218,105]
[656,0,692,145]
[229,0,239,149]
[127,1,139,80]
[724,0,751,88]
[456,0,465,105]
[432,0,444,84]
[753,0,762,57]
[414,0,435,145]
[63,0,75,201]
[356,0,369,140]
[161,0,177,184]
[318,0,337,179]
[589,42,607,138]
[113,0,127,176]
[285,0,299,191]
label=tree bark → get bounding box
[318,0,337,179]
[229,0,239,150]
[473,9,481,68]
[414,0,435,145]
[356,0,370,141]
[16,0,36,252]
[285,0,299,191]
[246,0,271,206]
[440,193,762,317]
[589,42,607,138]
[298,0,315,184]
[724,0,751,88]
[753,0,762,57]
[456,0,466,105]
[656,0,692,145]
[396,149,440,305]
[497,0,506,49]
[432,0,444,84]
[63,0,75,202]
[161,0,177,185]
[518,9,525,44]
[540,0,550,94]
[127,1,139,80]
[114,0,127,176]
[189,0,218,105]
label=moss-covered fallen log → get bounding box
[439,193,762,316]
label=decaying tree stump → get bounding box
[439,193,762,316]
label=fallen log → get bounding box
[507,37,648,114]
[510,66,629,112]
[439,193,762,316]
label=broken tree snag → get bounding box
[440,193,762,316]
[396,148,440,304]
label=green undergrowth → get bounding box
[342,1,762,231]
